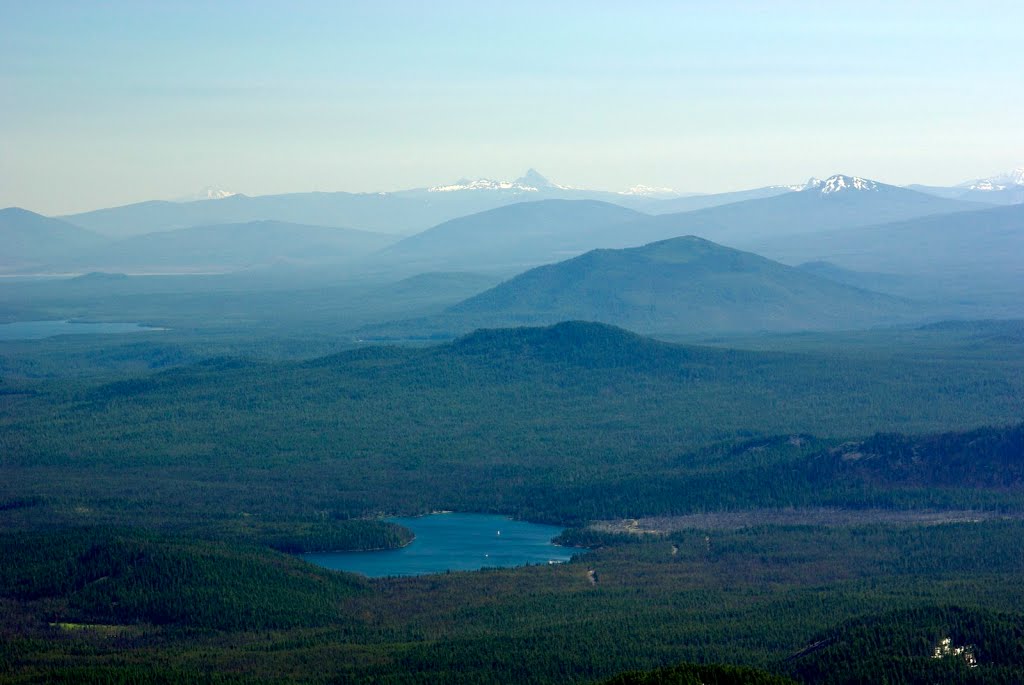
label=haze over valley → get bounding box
[3,3,1024,684]
[4,167,1022,336]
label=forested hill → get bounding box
[4,322,1024,525]
[363,236,913,338]
[806,424,1024,489]
[446,320,700,369]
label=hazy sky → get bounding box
[2,1,1022,214]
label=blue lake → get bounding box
[0,320,164,340]
[303,513,586,577]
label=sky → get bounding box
[2,1,1022,215]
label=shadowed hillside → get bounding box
[0,208,109,272]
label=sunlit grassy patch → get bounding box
[50,622,128,636]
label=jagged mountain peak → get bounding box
[515,168,553,187]
[428,169,571,193]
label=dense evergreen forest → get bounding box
[4,521,1024,683]
[2,320,1023,683]
[3,322,1024,526]
[5,1,1023,680]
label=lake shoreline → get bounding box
[301,534,417,556]
[0,319,166,340]
[302,512,586,577]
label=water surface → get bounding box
[303,513,585,577]
[0,320,164,340]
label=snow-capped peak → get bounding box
[428,178,541,193]
[428,169,569,193]
[786,177,819,191]
[799,174,879,194]
[958,167,1024,191]
[619,184,677,198]
[174,185,238,202]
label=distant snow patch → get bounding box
[619,184,677,197]
[960,166,1024,191]
[174,186,237,202]
[428,179,540,193]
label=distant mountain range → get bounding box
[909,167,1024,205]
[4,171,1010,286]
[615,175,984,249]
[426,169,688,200]
[58,169,673,238]
[426,169,573,194]
[362,175,983,275]
[362,235,913,337]
[56,167,1013,240]
[961,167,1024,191]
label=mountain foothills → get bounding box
[2,166,1024,684]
